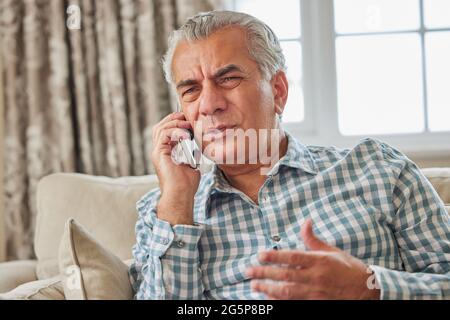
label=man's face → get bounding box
[171,26,287,164]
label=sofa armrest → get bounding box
[0,260,38,293]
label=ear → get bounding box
[270,70,289,116]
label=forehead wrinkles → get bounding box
[172,27,252,82]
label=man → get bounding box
[129,11,450,300]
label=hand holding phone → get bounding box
[151,112,201,226]
[171,128,201,170]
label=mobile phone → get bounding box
[172,129,200,169]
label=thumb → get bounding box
[301,219,336,251]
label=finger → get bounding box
[157,127,191,147]
[251,281,309,300]
[246,266,311,284]
[301,219,337,252]
[153,128,191,160]
[160,112,186,124]
[153,113,185,139]
[160,119,192,131]
[157,143,173,157]
[153,113,191,138]
[156,120,191,142]
[258,250,317,268]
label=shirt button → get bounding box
[271,235,281,242]
[176,240,185,248]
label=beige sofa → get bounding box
[0,168,449,299]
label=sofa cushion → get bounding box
[35,173,159,279]
[0,260,38,294]
[59,218,133,300]
[0,276,64,300]
[421,168,450,204]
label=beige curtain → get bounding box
[0,0,220,261]
[0,24,5,262]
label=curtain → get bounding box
[0,0,220,261]
[0,26,4,262]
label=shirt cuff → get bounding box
[148,216,175,257]
[147,212,204,258]
[369,264,407,300]
[169,223,204,262]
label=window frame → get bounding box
[230,0,450,159]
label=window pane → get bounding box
[424,0,450,29]
[426,32,450,132]
[280,41,304,122]
[336,34,424,135]
[234,0,301,39]
[334,0,420,33]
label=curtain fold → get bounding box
[0,0,219,261]
[0,14,5,262]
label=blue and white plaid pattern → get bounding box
[129,132,450,300]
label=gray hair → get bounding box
[162,10,286,85]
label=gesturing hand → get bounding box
[246,219,380,300]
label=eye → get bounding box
[181,86,200,101]
[181,86,201,102]
[221,77,238,83]
[218,76,242,88]
[182,87,198,97]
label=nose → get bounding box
[198,81,227,117]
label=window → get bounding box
[334,0,450,135]
[228,0,450,156]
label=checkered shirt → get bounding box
[129,132,450,300]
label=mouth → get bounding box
[203,125,237,141]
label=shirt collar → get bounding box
[206,130,318,195]
[271,130,318,175]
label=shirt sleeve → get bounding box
[129,188,205,300]
[370,142,450,300]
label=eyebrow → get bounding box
[175,64,244,90]
[176,79,198,90]
[213,64,243,78]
